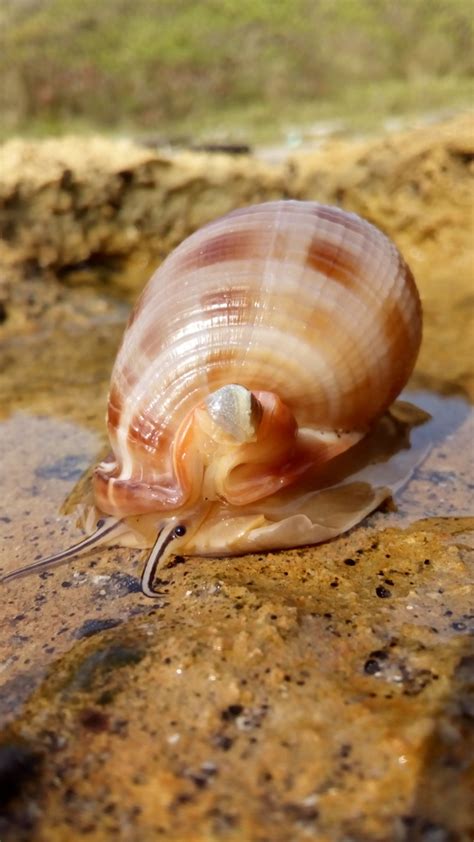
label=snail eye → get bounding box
[174,525,187,538]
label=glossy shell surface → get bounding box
[94,200,422,522]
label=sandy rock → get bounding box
[0,114,472,280]
[0,136,286,282]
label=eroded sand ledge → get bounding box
[1,112,473,395]
[0,114,472,277]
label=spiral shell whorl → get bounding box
[98,200,421,514]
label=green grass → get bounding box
[150,76,474,146]
[4,76,472,148]
[0,0,472,143]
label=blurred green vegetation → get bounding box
[0,0,472,141]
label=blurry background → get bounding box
[1,0,472,144]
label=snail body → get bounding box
[2,200,423,596]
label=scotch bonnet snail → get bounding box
[3,200,423,596]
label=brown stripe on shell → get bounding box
[204,348,244,391]
[135,285,255,365]
[126,411,166,450]
[107,385,122,431]
[311,204,368,237]
[377,261,422,403]
[306,236,361,289]
[176,226,287,274]
[305,242,418,424]
[200,285,253,324]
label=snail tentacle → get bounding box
[140,523,187,598]
[0,517,123,584]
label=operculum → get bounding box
[173,385,365,508]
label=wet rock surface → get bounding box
[0,115,473,841]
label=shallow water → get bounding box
[0,280,473,842]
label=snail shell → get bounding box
[1,200,424,595]
[93,200,421,532]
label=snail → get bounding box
[2,200,423,597]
